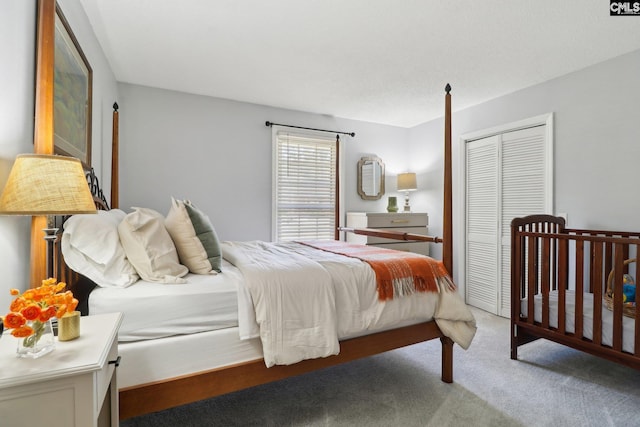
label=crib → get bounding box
[510,215,640,370]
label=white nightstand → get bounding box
[0,312,123,427]
[346,212,429,255]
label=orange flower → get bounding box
[55,304,68,319]
[39,306,57,322]
[21,304,42,321]
[42,278,57,287]
[11,325,34,338]
[3,312,26,329]
[3,278,77,338]
[9,297,26,313]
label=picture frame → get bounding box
[53,4,93,168]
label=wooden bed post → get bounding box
[30,0,56,286]
[440,336,454,383]
[440,85,454,383]
[334,134,340,240]
[442,84,453,275]
[111,102,119,209]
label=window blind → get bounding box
[274,132,337,242]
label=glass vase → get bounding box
[16,319,55,359]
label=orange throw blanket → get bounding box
[300,240,454,301]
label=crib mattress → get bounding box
[89,260,243,341]
[521,290,636,353]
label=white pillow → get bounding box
[165,198,222,274]
[61,209,139,288]
[118,207,188,284]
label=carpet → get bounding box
[121,307,640,426]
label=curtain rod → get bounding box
[265,121,355,137]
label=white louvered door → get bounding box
[466,136,499,313]
[465,124,550,317]
[499,127,548,316]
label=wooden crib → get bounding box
[511,215,640,370]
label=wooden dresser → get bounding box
[345,212,429,255]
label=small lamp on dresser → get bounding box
[397,172,417,212]
[0,154,96,279]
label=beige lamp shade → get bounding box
[0,154,96,215]
[397,172,417,192]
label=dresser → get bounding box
[346,212,429,255]
[0,312,123,427]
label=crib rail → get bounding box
[511,215,640,370]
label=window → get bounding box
[273,130,339,242]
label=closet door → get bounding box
[465,125,550,316]
[465,136,499,313]
[499,126,549,316]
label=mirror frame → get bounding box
[357,156,385,200]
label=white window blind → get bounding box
[274,131,337,242]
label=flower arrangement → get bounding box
[2,278,78,349]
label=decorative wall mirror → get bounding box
[357,156,385,200]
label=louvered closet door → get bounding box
[465,125,549,317]
[499,126,548,317]
[466,136,499,313]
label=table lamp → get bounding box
[397,172,417,212]
[0,154,96,279]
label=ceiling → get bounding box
[80,0,640,128]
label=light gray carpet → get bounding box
[121,308,640,427]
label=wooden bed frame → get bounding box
[511,215,640,370]
[45,85,457,420]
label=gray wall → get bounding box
[0,0,118,309]
[410,49,640,288]
[117,83,410,241]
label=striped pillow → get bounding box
[165,198,222,274]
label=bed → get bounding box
[511,214,640,370]
[49,85,476,420]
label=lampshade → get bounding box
[0,154,96,215]
[397,172,417,192]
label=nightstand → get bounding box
[0,312,123,427]
[346,212,429,255]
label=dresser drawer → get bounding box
[366,213,428,228]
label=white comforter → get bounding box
[222,241,476,367]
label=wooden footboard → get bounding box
[511,215,640,370]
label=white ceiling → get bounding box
[80,0,640,128]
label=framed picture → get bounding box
[53,4,92,167]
